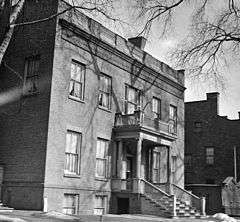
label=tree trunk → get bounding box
[0,0,25,65]
[0,0,10,41]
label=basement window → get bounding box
[63,194,79,215]
[94,195,107,215]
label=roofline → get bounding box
[58,0,185,88]
[59,19,186,94]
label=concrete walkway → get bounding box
[0,210,238,222]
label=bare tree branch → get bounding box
[134,0,240,84]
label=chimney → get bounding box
[206,92,219,115]
[128,36,147,50]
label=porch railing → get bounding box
[111,178,205,216]
[171,183,205,214]
[114,111,173,135]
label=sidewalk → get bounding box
[0,210,238,222]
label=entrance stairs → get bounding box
[140,179,205,218]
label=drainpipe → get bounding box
[234,146,237,182]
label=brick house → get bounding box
[0,0,204,217]
[185,92,240,214]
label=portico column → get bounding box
[136,136,142,179]
[167,146,173,194]
[112,141,117,177]
[117,140,123,178]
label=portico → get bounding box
[111,110,177,194]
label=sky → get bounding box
[144,37,240,120]
[122,1,240,120]
[85,0,240,119]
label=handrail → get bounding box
[144,115,169,127]
[171,183,200,200]
[115,112,171,131]
[115,112,135,118]
[141,178,171,197]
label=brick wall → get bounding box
[43,1,185,213]
[0,0,58,209]
[185,93,240,185]
[0,0,185,213]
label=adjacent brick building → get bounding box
[0,0,202,217]
[185,92,240,214]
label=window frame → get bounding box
[206,147,214,165]
[98,73,112,110]
[94,195,107,215]
[152,97,161,119]
[169,105,177,134]
[194,121,202,132]
[95,138,109,179]
[64,130,82,176]
[23,55,40,95]
[171,156,177,173]
[69,60,86,101]
[124,85,141,114]
[185,154,192,168]
[63,193,79,215]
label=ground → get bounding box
[0,211,239,222]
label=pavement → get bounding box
[0,210,239,222]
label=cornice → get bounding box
[59,19,186,94]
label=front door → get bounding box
[150,146,168,184]
[152,150,160,183]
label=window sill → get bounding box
[22,91,39,98]
[64,173,81,178]
[95,177,108,182]
[98,106,111,113]
[68,95,85,104]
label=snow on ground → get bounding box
[32,210,79,219]
[0,214,26,222]
[207,213,237,222]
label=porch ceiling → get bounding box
[113,126,176,146]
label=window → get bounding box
[185,154,192,167]
[24,55,40,95]
[125,85,141,114]
[206,147,214,165]
[98,74,112,110]
[96,138,109,178]
[152,97,161,119]
[64,131,81,175]
[94,195,107,215]
[169,105,177,134]
[69,61,85,100]
[171,156,177,173]
[194,122,202,132]
[152,151,160,183]
[63,194,79,215]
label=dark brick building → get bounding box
[0,0,204,217]
[185,92,240,214]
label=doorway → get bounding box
[126,156,133,179]
[117,198,129,214]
